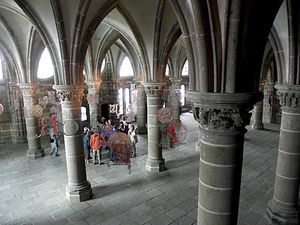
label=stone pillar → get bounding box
[53,85,92,202]
[195,128,201,152]
[266,85,300,225]
[251,88,264,130]
[87,81,101,128]
[168,78,181,121]
[19,83,44,158]
[263,81,276,123]
[9,85,27,143]
[190,92,259,225]
[136,83,147,134]
[144,82,166,172]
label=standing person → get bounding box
[90,129,105,164]
[50,134,60,157]
[83,127,91,164]
[128,124,138,157]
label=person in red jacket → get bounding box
[90,129,105,164]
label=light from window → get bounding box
[165,64,170,76]
[125,88,130,113]
[100,58,106,72]
[37,48,54,79]
[118,88,124,115]
[81,107,87,121]
[180,84,185,106]
[119,57,133,77]
[182,60,188,76]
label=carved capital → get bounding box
[53,85,84,103]
[18,83,37,97]
[276,85,300,109]
[193,105,252,133]
[143,82,165,97]
[189,92,261,133]
[86,80,102,91]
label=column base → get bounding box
[136,126,147,134]
[27,148,45,159]
[146,158,166,172]
[266,201,299,225]
[251,123,264,130]
[66,181,93,203]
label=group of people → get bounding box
[83,116,138,165]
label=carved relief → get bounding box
[278,91,300,108]
[144,86,164,97]
[19,85,37,97]
[55,87,84,102]
[193,105,252,132]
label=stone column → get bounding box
[266,85,300,225]
[169,78,181,121]
[53,85,92,202]
[251,88,264,130]
[144,82,166,172]
[263,81,276,123]
[19,83,44,158]
[190,92,259,225]
[136,83,147,134]
[9,85,27,143]
[87,81,101,128]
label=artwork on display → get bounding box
[63,120,79,136]
[32,105,43,118]
[157,107,187,149]
[109,104,118,114]
[107,132,132,173]
[157,107,173,123]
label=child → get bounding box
[128,124,138,157]
[50,134,60,157]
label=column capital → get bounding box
[189,92,261,133]
[18,83,37,96]
[86,80,102,91]
[169,78,182,87]
[143,82,166,97]
[53,85,84,103]
[275,84,300,109]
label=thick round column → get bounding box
[19,84,44,158]
[168,78,182,121]
[251,100,264,130]
[144,83,166,172]
[54,85,92,202]
[87,82,101,128]
[136,84,147,134]
[190,92,259,225]
[195,127,201,151]
[267,85,300,225]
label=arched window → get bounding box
[165,64,170,76]
[37,48,54,79]
[81,107,87,121]
[119,57,134,77]
[181,60,188,76]
[100,58,106,72]
[180,84,185,106]
[125,88,130,113]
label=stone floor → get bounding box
[0,113,279,225]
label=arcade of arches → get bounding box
[0,1,300,225]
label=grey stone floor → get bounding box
[0,113,279,225]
